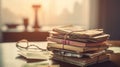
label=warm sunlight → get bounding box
[2,0,83,26]
[1,1,120,67]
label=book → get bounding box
[53,26,104,39]
[52,25,85,35]
[52,49,109,58]
[47,43,109,53]
[53,54,109,67]
[52,49,83,58]
[88,34,110,42]
[47,37,109,47]
[50,31,110,42]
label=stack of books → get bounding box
[47,25,111,67]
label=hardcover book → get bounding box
[52,49,109,58]
[47,43,109,53]
[47,37,110,47]
[53,26,104,39]
[53,54,109,67]
[49,31,110,42]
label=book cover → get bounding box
[50,31,110,42]
[52,25,85,35]
[53,26,103,39]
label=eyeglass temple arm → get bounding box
[16,39,29,48]
[27,44,47,51]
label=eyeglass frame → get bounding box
[16,39,47,51]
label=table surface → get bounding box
[0,42,120,67]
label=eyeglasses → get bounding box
[16,39,47,51]
[16,39,53,60]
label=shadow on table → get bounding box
[88,61,119,67]
[16,55,60,67]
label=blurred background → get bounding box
[0,0,120,42]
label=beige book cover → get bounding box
[52,25,103,38]
[50,30,109,43]
[47,43,108,53]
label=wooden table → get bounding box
[1,31,49,42]
[0,42,120,67]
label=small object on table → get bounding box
[16,39,53,60]
[32,4,41,32]
[5,23,19,32]
[23,18,29,32]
